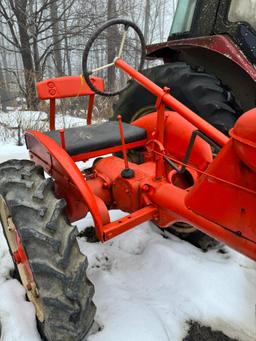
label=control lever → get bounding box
[117,115,135,178]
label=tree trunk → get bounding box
[0,22,13,108]
[143,0,151,44]
[0,60,8,112]
[13,0,38,110]
[63,0,72,76]
[29,0,42,81]
[107,0,116,90]
[50,0,63,76]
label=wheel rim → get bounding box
[0,195,44,322]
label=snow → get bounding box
[0,110,89,144]
[81,219,256,341]
[0,280,41,341]
[0,143,256,341]
[0,144,29,162]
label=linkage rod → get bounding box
[115,58,228,147]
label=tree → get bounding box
[0,0,174,114]
[107,0,119,90]
[0,0,38,109]
[50,0,64,76]
[0,61,8,112]
[0,0,79,109]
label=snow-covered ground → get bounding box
[0,144,255,341]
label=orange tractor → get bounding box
[0,3,256,340]
[113,0,256,249]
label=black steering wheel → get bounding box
[82,19,146,97]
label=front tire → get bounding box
[0,160,96,341]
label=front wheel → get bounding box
[0,160,96,341]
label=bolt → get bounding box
[7,218,15,231]
[47,81,55,88]
[27,283,32,291]
[49,89,56,96]
[142,184,150,192]
[8,225,14,232]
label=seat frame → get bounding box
[36,75,104,129]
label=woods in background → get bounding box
[0,0,177,114]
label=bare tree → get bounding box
[63,0,72,75]
[0,0,80,108]
[0,0,174,116]
[107,0,118,89]
[0,0,38,109]
[0,61,8,112]
[50,0,63,76]
[143,0,150,44]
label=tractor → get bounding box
[113,0,256,246]
[0,2,255,341]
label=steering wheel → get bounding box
[82,19,146,97]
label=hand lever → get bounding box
[117,115,135,178]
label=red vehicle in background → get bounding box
[115,0,256,132]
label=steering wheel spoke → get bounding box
[91,61,115,73]
[118,26,128,58]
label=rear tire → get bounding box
[0,160,96,341]
[113,62,241,134]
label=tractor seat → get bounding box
[45,121,147,156]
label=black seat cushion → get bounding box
[45,121,146,156]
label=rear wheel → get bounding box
[113,62,241,134]
[0,160,95,341]
[113,62,242,250]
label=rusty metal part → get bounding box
[0,195,44,322]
